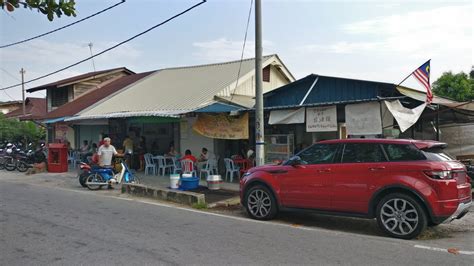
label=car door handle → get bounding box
[318,168,331,173]
[369,166,386,171]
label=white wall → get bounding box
[179,117,215,157]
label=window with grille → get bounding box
[50,87,69,107]
[263,65,270,82]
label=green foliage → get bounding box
[0,0,76,21]
[192,202,208,209]
[0,113,45,145]
[432,71,474,102]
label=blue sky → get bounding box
[1,0,472,100]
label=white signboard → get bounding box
[306,106,337,132]
[269,108,305,125]
[345,102,382,135]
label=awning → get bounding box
[269,108,305,125]
[44,117,67,124]
[194,102,242,113]
[128,116,180,124]
[397,86,474,111]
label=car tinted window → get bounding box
[422,148,455,161]
[342,143,386,163]
[298,144,339,164]
[383,144,426,161]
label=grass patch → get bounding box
[192,202,208,209]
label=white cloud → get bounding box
[299,4,472,56]
[192,37,275,62]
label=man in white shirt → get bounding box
[98,137,119,167]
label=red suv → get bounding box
[240,139,472,239]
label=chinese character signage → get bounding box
[193,113,249,139]
[306,106,337,132]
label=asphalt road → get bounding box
[1,177,473,265]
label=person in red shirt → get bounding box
[180,149,197,163]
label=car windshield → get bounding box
[422,148,455,161]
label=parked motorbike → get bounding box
[3,143,23,171]
[84,162,139,190]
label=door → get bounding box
[331,143,387,214]
[278,144,340,210]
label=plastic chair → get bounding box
[72,151,81,169]
[181,159,196,176]
[199,160,212,180]
[209,158,218,175]
[171,157,182,174]
[144,153,157,175]
[154,155,173,176]
[224,158,240,182]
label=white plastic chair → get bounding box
[199,160,212,180]
[144,153,157,175]
[171,157,181,174]
[224,158,240,182]
[210,158,218,175]
[154,155,173,176]
[181,159,196,176]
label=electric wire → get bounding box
[0,0,126,49]
[0,0,207,91]
[0,68,45,97]
[230,0,253,103]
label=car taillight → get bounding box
[424,170,453,180]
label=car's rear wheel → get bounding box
[376,193,427,239]
[244,185,277,220]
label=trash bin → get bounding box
[48,143,68,173]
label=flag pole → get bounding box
[396,59,431,86]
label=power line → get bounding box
[0,0,207,91]
[0,68,45,96]
[0,0,126,49]
[231,0,254,102]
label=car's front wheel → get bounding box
[244,185,277,220]
[376,193,427,239]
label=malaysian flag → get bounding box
[412,60,433,104]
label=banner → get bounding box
[306,106,337,132]
[269,108,305,125]
[345,102,382,135]
[384,100,426,133]
[193,113,249,139]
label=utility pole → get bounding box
[88,42,96,72]
[20,68,26,116]
[255,0,264,166]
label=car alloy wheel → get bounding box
[247,188,272,219]
[380,198,418,236]
[376,193,426,239]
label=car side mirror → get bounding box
[287,156,302,166]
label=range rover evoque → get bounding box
[240,139,472,239]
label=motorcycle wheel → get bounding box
[4,158,17,171]
[17,161,29,172]
[85,173,104,191]
[78,172,89,188]
[129,175,140,184]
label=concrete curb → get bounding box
[122,183,205,206]
[207,196,241,208]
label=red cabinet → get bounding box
[48,143,68,173]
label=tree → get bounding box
[0,114,45,145]
[432,71,474,102]
[0,0,76,21]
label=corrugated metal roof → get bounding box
[69,55,282,120]
[264,74,398,109]
[26,67,134,92]
[45,72,155,119]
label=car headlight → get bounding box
[242,172,251,177]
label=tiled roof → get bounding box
[5,97,47,120]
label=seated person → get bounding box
[180,149,197,163]
[197,147,212,170]
[167,145,178,157]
